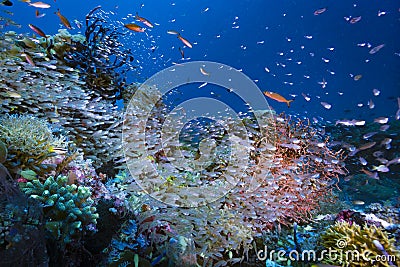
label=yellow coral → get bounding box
[321,222,400,267]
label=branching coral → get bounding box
[121,87,347,265]
[321,222,400,267]
[237,113,347,226]
[63,7,134,101]
[22,175,99,244]
[0,114,67,177]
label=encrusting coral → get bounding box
[21,175,99,244]
[321,221,400,267]
[0,114,67,177]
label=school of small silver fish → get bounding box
[0,1,397,191]
[0,3,398,267]
[0,30,128,167]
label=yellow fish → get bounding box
[263,91,293,107]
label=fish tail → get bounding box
[287,99,294,108]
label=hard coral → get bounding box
[0,114,67,177]
[22,175,99,244]
[321,221,400,267]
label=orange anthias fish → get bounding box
[263,91,293,107]
[177,34,192,48]
[124,23,145,32]
[135,12,153,28]
[28,23,46,38]
[55,9,71,29]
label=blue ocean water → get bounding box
[1,2,400,266]
[5,0,399,121]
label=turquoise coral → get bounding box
[22,175,99,243]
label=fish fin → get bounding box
[287,99,294,108]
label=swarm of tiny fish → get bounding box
[62,6,135,101]
[209,112,347,250]
[0,29,127,169]
[328,120,399,181]
[121,86,347,265]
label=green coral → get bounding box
[22,175,99,243]
[0,114,67,176]
[321,222,400,267]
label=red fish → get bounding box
[28,23,46,38]
[35,9,46,18]
[135,12,153,28]
[177,34,192,48]
[21,53,35,66]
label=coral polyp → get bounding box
[0,114,67,177]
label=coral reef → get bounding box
[122,87,347,265]
[228,112,347,227]
[321,221,400,267]
[0,30,125,170]
[105,219,150,266]
[63,6,135,101]
[0,156,48,266]
[0,114,67,177]
[0,140,7,163]
[21,175,99,244]
[365,202,400,225]
[326,120,400,203]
